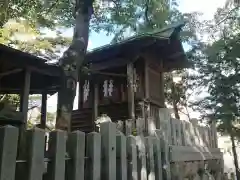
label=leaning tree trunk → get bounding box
[55,0,93,131]
[230,132,240,180]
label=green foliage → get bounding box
[192,6,240,129]
[0,94,20,108]
[0,19,71,60]
[92,0,176,42]
[0,0,73,28]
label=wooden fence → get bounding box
[0,122,165,180]
[170,118,217,148]
[0,115,223,180]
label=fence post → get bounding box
[136,136,147,180]
[86,132,101,180]
[100,122,116,180]
[153,136,163,180]
[158,108,171,180]
[155,130,171,180]
[146,137,155,180]
[127,136,138,180]
[26,128,45,180]
[211,121,218,148]
[66,131,85,180]
[0,126,19,180]
[171,119,177,145]
[116,134,127,180]
[45,130,66,180]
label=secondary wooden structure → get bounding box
[72,22,190,133]
[0,44,61,128]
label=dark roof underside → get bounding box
[0,44,61,94]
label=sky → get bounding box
[46,0,227,115]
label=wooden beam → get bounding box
[92,71,126,77]
[20,69,31,128]
[83,68,127,77]
[0,69,22,77]
[0,86,59,94]
[40,91,47,129]
[28,66,60,77]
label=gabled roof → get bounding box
[85,22,188,71]
[87,22,184,57]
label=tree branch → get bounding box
[216,6,240,25]
[144,0,151,26]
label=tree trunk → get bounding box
[230,133,240,180]
[55,1,93,131]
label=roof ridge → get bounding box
[87,22,185,54]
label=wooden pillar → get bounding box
[20,69,31,129]
[40,91,47,129]
[159,60,165,107]
[159,72,165,107]
[91,78,98,131]
[144,60,150,99]
[78,74,82,110]
[17,69,31,169]
[127,63,135,121]
[93,83,98,131]
[211,120,218,148]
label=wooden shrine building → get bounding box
[0,44,60,128]
[72,22,190,133]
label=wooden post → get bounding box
[135,135,147,180]
[66,131,85,180]
[146,137,155,180]
[153,136,163,180]
[93,83,98,131]
[20,69,31,128]
[127,63,135,121]
[40,91,47,129]
[211,120,218,148]
[78,74,82,110]
[0,126,19,180]
[159,60,165,107]
[116,134,127,180]
[144,60,150,99]
[90,77,98,132]
[100,122,116,180]
[86,132,101,180]
[158,108,171,180]
[45,131,66,180]
[26,128,45,180]
[127,136,138,180]
[17,69,31,167]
